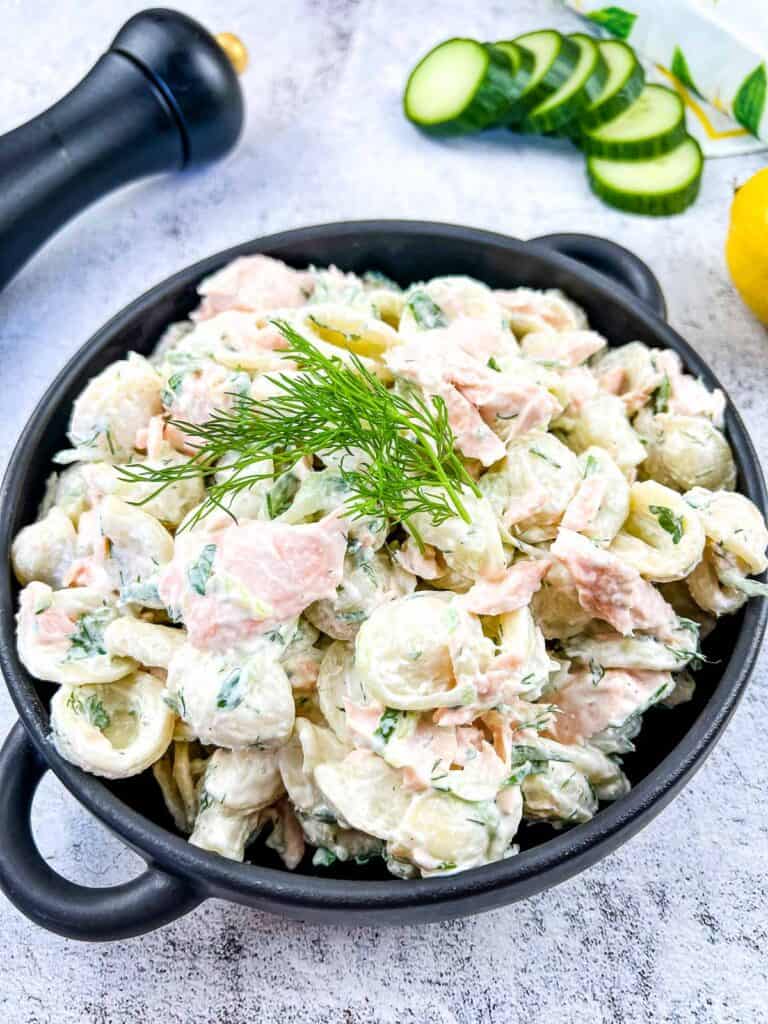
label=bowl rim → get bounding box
[1,218,766,912]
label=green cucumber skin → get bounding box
[578,54,645,131]
[404,41,525,136]
[581,116,687,159]
[503,32,582,125]
[522,36,609,135]
[486,42,536,126]
[586,137,703,216]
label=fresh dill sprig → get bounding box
[119,321,480,534]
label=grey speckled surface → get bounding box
[1,1,767,1020]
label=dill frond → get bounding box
[119,321,480,532]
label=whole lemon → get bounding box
[726,167,768,326]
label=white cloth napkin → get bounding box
[565,0,768,156]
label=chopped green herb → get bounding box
[312,847,337,868]
[67,690,111,730]
[363,270,401,291]
[85,695,110,730]
[358,554,378,585]
[677,616,700,633]
[583,454,599,478]
[651,374,671,414]
[312,807,338,825]
[406,290,446,329]
[529,447,561,470]
[487,356,502,373]
[163,690,187,718]
[161,371,185,408]
[187,543,217,595]
[589,658,605,687]
[649,505,683,544]
[266,470,301,519]
[509,745,547,765]
[353,851,379,865]
[373,707,402,745]
[119,580,161,606]
[337,608,368,624]
[65,610,110,661]
[216,669,244,710]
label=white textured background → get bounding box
[1,1,767,1021]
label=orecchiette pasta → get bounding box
[11,507,77,589]
[166,641,295,749]
[353,593,493,710]
[17,582,135,684]
[81,447,204,527]
[103,617,187,669]
[66,353,163,462]
[479,433,580,542]
[13,255,765,878]
[564,394,646,473]
[609,480,705,582]
[51,672,174,779]
[638,413,737,492]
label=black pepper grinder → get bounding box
[0,8,247,291]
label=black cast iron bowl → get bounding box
[0,221,765,941]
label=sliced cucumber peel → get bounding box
[587,135,703,216]
[488,40,535,124]
[578,40,645,131]
[522,33,608,134]
[501,30,581,124]
[581,84,686,159]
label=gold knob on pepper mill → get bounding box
[216,32,249,75]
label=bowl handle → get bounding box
[529,233,667,319]
[0,721,202,940]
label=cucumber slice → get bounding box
[403,38,527,135]
[587,135,703,216]
[499,30,581,124]
[485,41,535,125]
[522,34,608,134]
[581,84,686,159]
[578,40,645,131]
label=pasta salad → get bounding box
[12,254,768,879]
